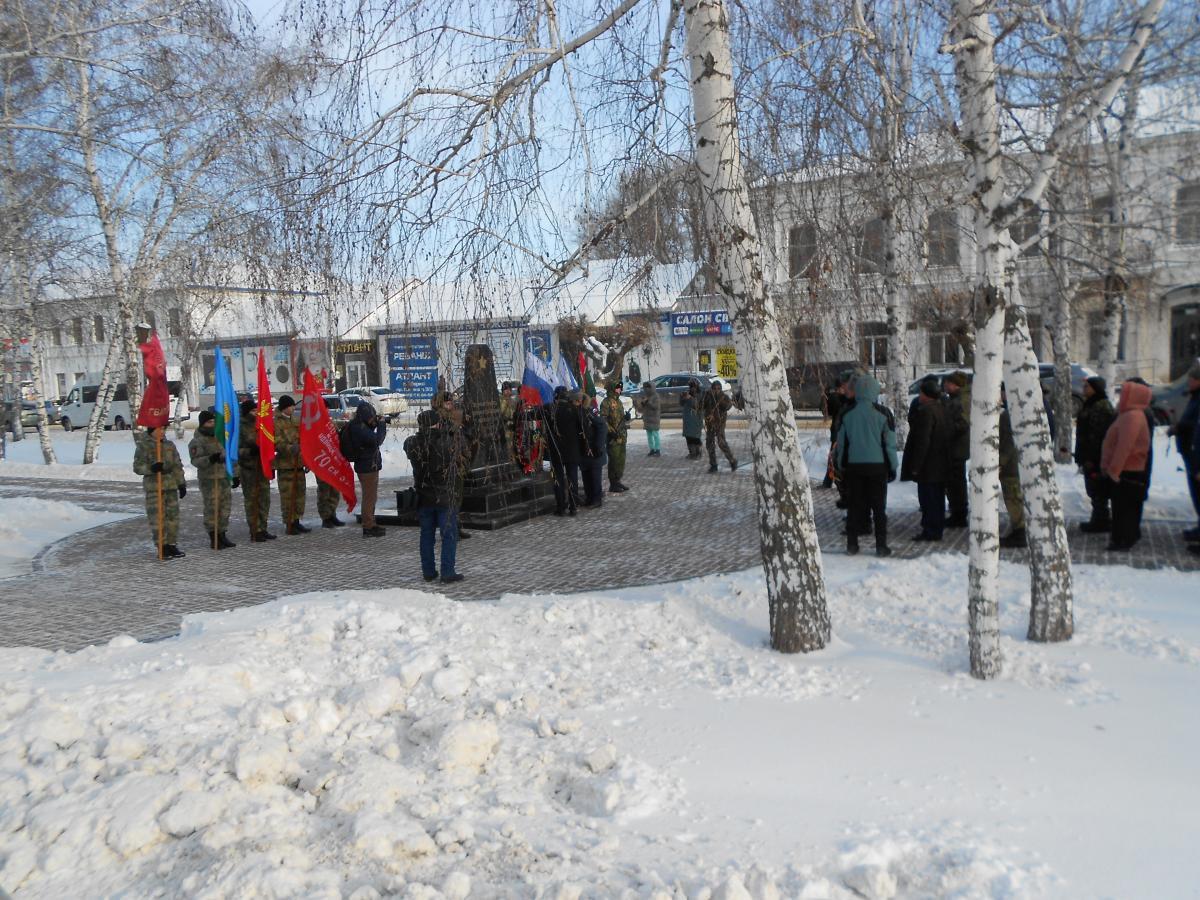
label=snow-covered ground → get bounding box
[3,556,1198,898]
[0,498,131,579]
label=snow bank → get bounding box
[4,557,1198,897]
[0,497,131,578]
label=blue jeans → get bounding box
[418,506,458,578]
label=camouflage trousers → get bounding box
[199,471,232,532]
[142,476,179,546]
[278,468,307,524]
[706,425,736,468]
[1001,475,1025,531]
[317,479,340,520]
[607,439,626,486]
[240,467,272,535]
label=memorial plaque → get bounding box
[461,344,511,472]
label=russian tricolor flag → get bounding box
[521,351,558,406]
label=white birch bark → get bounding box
[82,337,120,465]
[950,0,1006,679]
[1003,274,1073,642]
[1048,266,1076,463]
[23,317,57,465]
[883,205,908,443]
[1097,80,1139,387]
[683,0,830,652]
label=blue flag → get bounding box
[212,345,240,478]
[555,353,579,391]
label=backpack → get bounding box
[339,424,356,461]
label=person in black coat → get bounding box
[346,401,388,537]
[580,402,607,508]
[902,378,951,541]
[1074,376,1116,532]
[551,390,586,516]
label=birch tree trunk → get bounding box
[951,0,1006,679]
[83,337,121,465]
[883,205,909,443]
[23,318,58,465]
[1004,275,1073,642]
[684,0,830,652]
[1098,80,1139,387]
[1048,274,1076,463]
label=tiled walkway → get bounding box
[2,429,1196,651]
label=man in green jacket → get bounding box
[132,426,187,559]
[834,374,898,556]
[188,410,236,549]
[600,382,630,493]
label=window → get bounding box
[856,217,886,274]
[1010,211,1044,259]
[1087,194,1112,250]
[168,308,182,337]
[928,330,958,366]
[1177,183,1200,244]
[788,223,818,279]
[73,371,85,388]
[1087,310,1126,362]
[792,324,821,364]
[52,325,63,347]
[93,315,105,342]
[1027,314,1043,359]
[55,373,68,398]
[71,317,84,346]
[925,208,959,267]
[858,321,888,368]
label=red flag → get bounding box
[256,351,275,479]
[299,369,357,512]
[135,333,171,428]
[518,385,542,406]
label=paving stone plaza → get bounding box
[2,426,1197,652]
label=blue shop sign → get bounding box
[386,335,438,367]
[389,367,439,399]
[670,310,731,337]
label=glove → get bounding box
[624,410,631,421]
[209,452,222,463]
[232,477,241,490]
[150,461,164,473]
[178,485,187,498]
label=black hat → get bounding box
[417,409,438,429]
[920,378,942,399]
[240,399,255,416]
[198,410,215,426]
[277,395,295,410]
[1086,375,1107,396]
[553,385,568,399]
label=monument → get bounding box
[380,343,557,529]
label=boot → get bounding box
[999,528,1027,548]
[729,460,738,472]
[846,537,860,556]
[945,515,969,528]
[162,544,186,559]
[255,531,277,542]
[322,516,346,528]
[876,545,893,558]
[1079,518,1111,533]
[708,464,718,474]
[218,532,236,549]
[287,521,311,535]
[362,525,386,538]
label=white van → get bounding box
[58,381,187,432]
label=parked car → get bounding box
[340,386,407,420]
[643,372,731,417]
[3,400,58,432]
[905,362,1094,415]
[1150,360,1200,426]
[787,361,860,411]
[323,394,356,424]
[59,381,131,432]
[592,385,637,419]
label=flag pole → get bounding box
[213,466,220,550]
[155,432,164,560]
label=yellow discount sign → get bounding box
[716,347,738,379]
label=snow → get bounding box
[3,554,1199,898]
[0,497,131,578]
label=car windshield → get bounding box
[344,395,363,406]
[323,397,340,409]
[370,388,389,396]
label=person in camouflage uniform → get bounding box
[132,425,187,559]
[188,410,237,549]
[498,382,517,461]
[701,380,739,473]
[274,395,310,534]
[237,399,276,542]
[599,381,630,493]
[317,419,348,528]
[998,386,1026,548]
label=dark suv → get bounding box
[647,372,728,416]
[786,361,859,412]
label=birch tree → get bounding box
[947,0,1165,677]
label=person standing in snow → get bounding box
[132,425,187,559]
[1167,364,1200,544]
[345,399,388,537]
[680,379,704,459]
[600,381,630,493]
[237,399,276,543]
[188,410,236,550]
[580,398,607,508]
[942,371,970,527]
[405,409,468,583]
[635,380,662,458]
[901,378,950,542]
[701,379,738,473]
[1101,379,1154,552]
[834,373,897,556]
[1074,376,1117,533]
[274,395,309,535]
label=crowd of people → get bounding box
[826,363,1200,557]
[130,362,1200,569]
